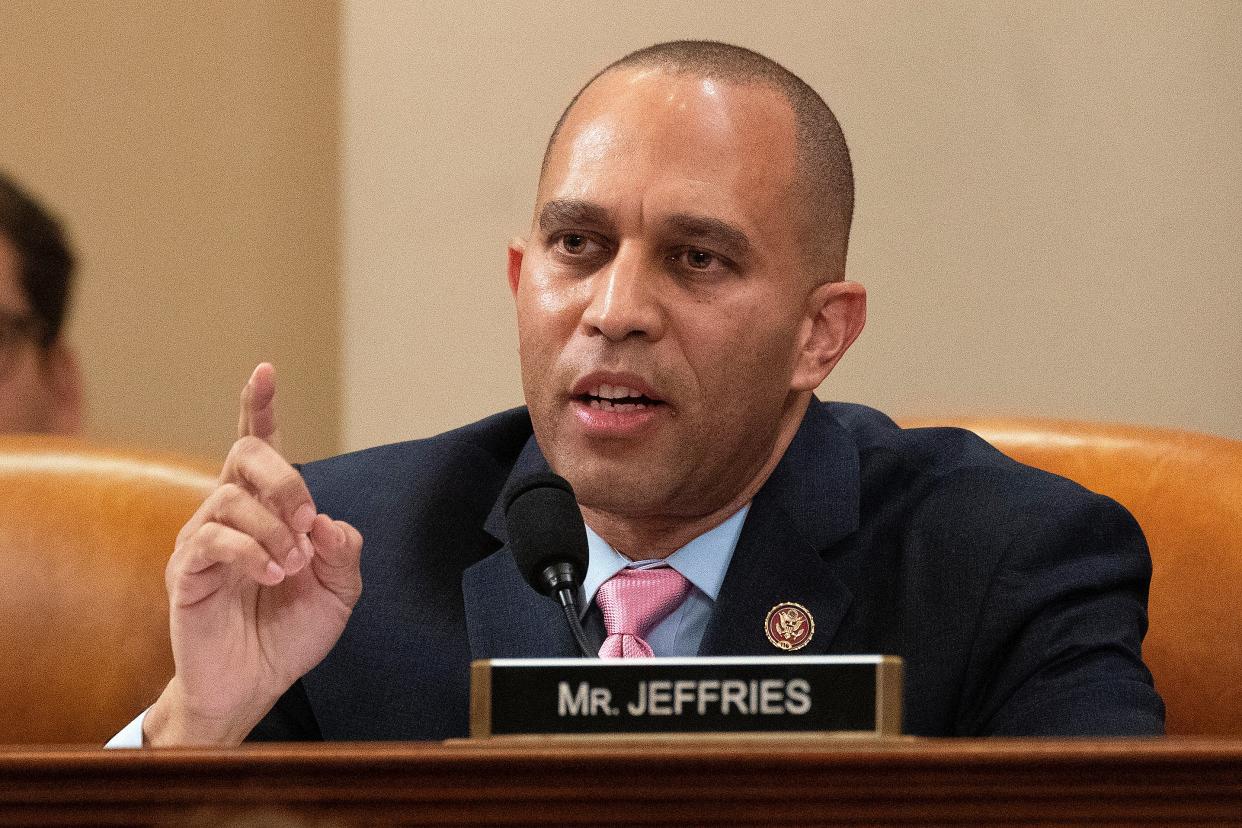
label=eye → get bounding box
[685,249,716,269]
[550,231,612,267]
[559,233,589,254]
[670,247,731,275]
[553,231,610,258]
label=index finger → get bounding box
[238,362,282,449]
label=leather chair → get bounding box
[900,416,1242,736]
[3,422,1237,740]
[0,435,215,745]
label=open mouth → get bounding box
[576,383,665,412]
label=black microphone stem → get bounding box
[555,588,597,658]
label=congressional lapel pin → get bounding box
[765,602,814,651]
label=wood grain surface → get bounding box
[2,737,1240,826]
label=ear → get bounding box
[40,340,84,435]
[789,280,867,392]
[507,237,526,298]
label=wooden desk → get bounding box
[2,738,1240,825]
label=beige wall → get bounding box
[3,3,1237,460]
[341,1,1241,450]
[1,0,340,463]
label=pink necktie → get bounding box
[596,567,691,658]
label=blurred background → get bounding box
[2,0,1238,462]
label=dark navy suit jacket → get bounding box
[250,400,1164,740]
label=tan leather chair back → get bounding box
[901,417,1242,736]
[0,436,215,744]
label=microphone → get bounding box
[503,472,597,658]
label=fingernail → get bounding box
[335,525,346,547]
[290,535,314,574]
[265,560,286,584]
[292,503,316,533]
[283,545,304,575]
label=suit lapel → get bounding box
[463,436,579,659]
[462,546,578,659]
[700,401,861,656]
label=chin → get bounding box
[554,457,674,517]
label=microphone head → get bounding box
[503,471,589,596]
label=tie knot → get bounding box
[596,566,691,642]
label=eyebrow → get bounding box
[661,213,751,259]
[539,199,614,234]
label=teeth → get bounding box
[582,381,659,411]
[590,383,638,400]
[588,397,648,412]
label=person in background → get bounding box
[0,170,82,435]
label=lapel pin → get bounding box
[765,602,814,651]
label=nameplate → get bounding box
[469,655,902,738]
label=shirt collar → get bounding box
[581,504,750,607]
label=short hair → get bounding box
[541,40,854,278]
[0,171,75,347]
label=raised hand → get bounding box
[144,363,363,746]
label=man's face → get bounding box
[511,69,838,521]
[0,235,59,433]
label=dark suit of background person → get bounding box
[249,400,1164,741]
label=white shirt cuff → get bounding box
[105,708,148,749]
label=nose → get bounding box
[580,243,665,342]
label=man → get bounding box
[0,171,82,435]
[123,41,1163,746]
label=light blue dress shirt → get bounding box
[580,504,750,657]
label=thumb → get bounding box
[238,362,283,451]
[309,516,364,609]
